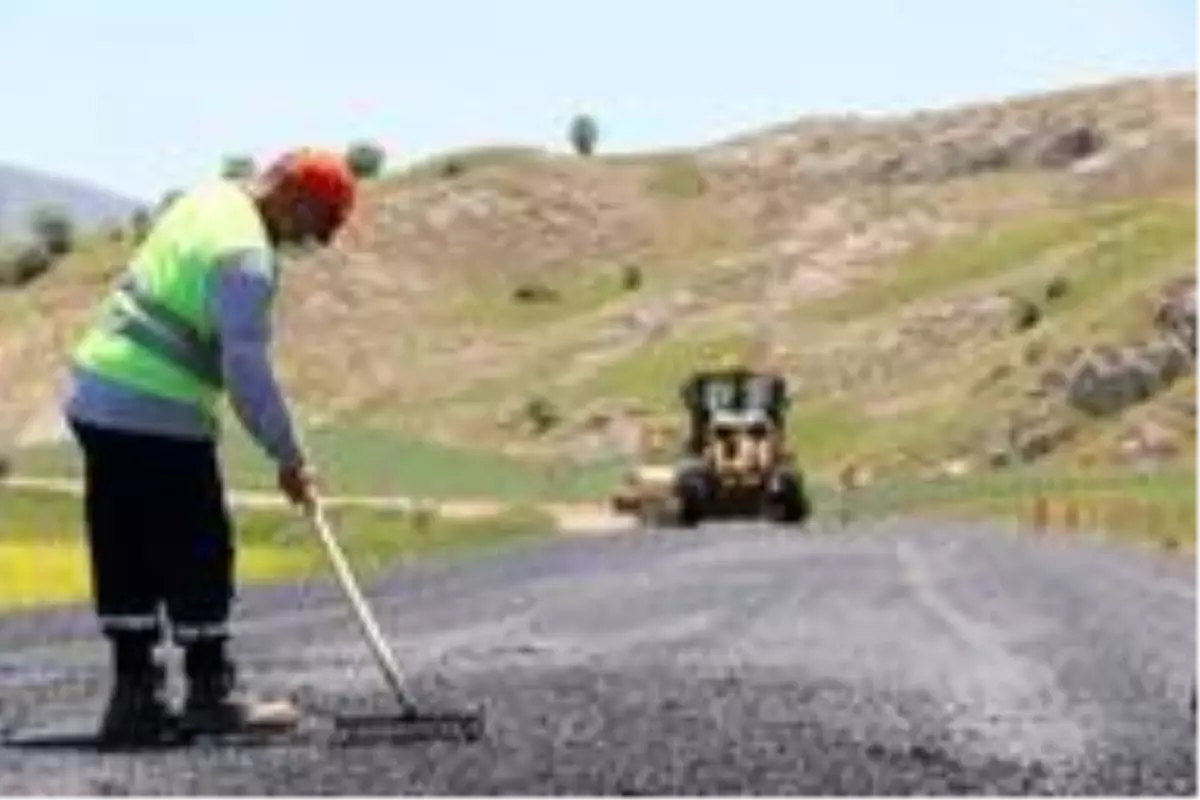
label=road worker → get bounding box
[61,148,357,744]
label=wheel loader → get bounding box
[610,366,812,527]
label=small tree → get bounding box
[221,154,255,179]
[0,244,54,287]
[1010,295,1043,332]
[156,189,183,216]
[621,263,643,291]
[524,396,561,435]
[130,206,153,243]
[346,141,386,178]
[512,280,559,304]
[568,114,599,157]
[1044,274,1070,302]
[29,206,74,256]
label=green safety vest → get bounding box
[72,179,274,425]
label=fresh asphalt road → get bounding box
[0,517,1194,794]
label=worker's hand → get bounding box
[278,461,319,510]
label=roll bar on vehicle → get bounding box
[678,369,790,417]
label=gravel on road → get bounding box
[0,518,1194,794]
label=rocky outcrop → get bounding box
[1064,342,1188,416]
[1153,274,1197,353]
[967,274,1196,469]
[981,406,1080,468]
[1060,276,1195,417]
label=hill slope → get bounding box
[0,72,1194,492]
[0,162,142,240]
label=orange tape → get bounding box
[1031,494,1049,532]
[1063,499,1079,530]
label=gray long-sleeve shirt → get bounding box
[64,251,305,468]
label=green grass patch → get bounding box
[0,486,555,611]
[566,329,757,412]
[1021,196,1195,336]
[13,420,611,502]
[223,423,550,499]
[786,389,1001,479]
[0,539,325,611]
[778,194,1197,474]
[839,466,1196,549]
[785,401,876,469]
[801,197,1166,322]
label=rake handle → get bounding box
[306,497,417,714]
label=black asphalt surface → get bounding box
[0,517,1195,794]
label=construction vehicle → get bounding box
[611,366,812,527]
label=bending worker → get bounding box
[61,148,357,744]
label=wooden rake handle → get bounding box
[305,496,417,714]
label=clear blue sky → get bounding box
[0,0,1193,202]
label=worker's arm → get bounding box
[209,252,306,469]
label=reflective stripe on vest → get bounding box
[99,273,223,389]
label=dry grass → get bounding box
[0,72,1193,496]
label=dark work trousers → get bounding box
[68,418,235,682]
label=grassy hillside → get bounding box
[0,72,1193,506]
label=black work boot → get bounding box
[97,662,176,746]
[181,660,300,736]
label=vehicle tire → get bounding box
[767,470,811,524]
[675,471,707,528]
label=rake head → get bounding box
[331,705,486,744]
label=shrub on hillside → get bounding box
[157,189,183,215]
[130,207,152,243]
[0,244,55,287]
[440,158,465,179]
[568,114,599,157]
[1044,274,1070,302]
[512,281,560,304]
[29,206,74,256]
[346,141,386,178]
[523,396,561,434]
[1009,295,1043,332]
[621,264,643,291]
[221,155,255,179]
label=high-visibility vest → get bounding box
[72,179,274,425]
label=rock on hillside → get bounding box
[699,74,1195,191]
[1062,274,1196,417]
[973,271,1197,470]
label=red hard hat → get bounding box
[266,147,357,223]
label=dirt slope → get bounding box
[0,73,1194,486]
